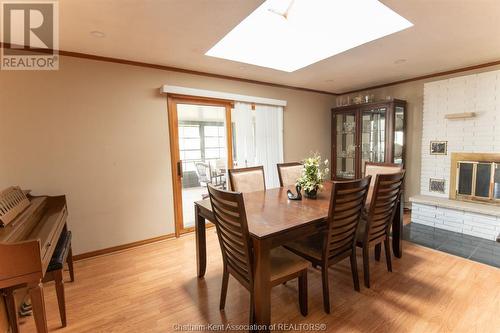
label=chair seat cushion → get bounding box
[270,247,309,283]
[283,233,324,262]
[48,230,72,272]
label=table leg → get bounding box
[252,238,271,333]
[392,197,403,258]
[195,204,207,278]
[29,282,48,333]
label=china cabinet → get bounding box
[331,99,406,179]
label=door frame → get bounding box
[167,94,233,236]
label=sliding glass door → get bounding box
[168,97,284,235]
[168,96,232,235]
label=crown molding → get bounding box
[0,42,336,96]
[3,42,500,97]
[338,59,500,95]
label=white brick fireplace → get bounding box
[410,69,500,241]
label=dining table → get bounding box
[194,181,403,332]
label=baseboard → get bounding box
[73,233,176,261]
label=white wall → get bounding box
[421,69,500,197]
[0,55,334,255]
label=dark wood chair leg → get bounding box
[350,250,360,292]
[249,292,255,325]
[67,245,75,282]
[54,269,67,327]
[362,245,370,288]
[195,204,207,278]
[220,267,229,310]
[4,288,19,333]
[384,237,392,272]
[298,271,308,316]
[321,265,330,314]
[392,196,404,258]
[374,243,381,261]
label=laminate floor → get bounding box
[20,223,500,332]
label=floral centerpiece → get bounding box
[296,153,329,199]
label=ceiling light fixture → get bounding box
[206,0,413,72]
[90,31,106,38]
[268,0,295,20]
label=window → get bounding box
[203,125,226,165]
[178,122,225,172]
[179,124,201,172]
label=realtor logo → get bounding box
[1,1,59,70]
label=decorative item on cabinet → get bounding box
[353,95,363,104]
[343,121,355,133]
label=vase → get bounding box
[305,188,318,199]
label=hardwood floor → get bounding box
[20,224,500,332]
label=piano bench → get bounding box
[47,230,74,277]
[42,230,75,328]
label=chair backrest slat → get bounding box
[228,166,266,193]
[208,184,254,288]
[277,162,302,187]
[324,177,371,262]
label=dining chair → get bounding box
[364,162,403,199]
[277,162,303,187]
[207,184,309,324]
[228,166,265,192]
[356,171,406,288]
[284,177,371,313]
[364,162,404,261]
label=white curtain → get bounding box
[232,102,284,188]
[232,102,255,168]
[255,104,284,188]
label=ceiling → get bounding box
[50,1,500,93]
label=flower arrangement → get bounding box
[296,153,329,198]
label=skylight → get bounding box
[206,0,413,72]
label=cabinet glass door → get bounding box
[361,108,386,176]
[394,106,405,164]
[335,113,356,179]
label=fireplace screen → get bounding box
[456,161,500,203]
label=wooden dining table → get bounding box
[194,181,403,332]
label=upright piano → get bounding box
[0,187,68,333]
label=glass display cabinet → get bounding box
[331,99,406,180]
